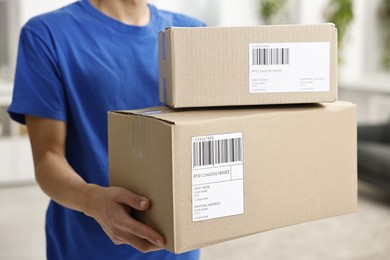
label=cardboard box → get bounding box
[108,101,356,253]
[159,23,338,108]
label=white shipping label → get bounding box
[192,133,244,222]
[249,42,330,93]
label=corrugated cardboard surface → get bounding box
[159,24,338,108]
[109,101,356,253]
[108,111,175,245]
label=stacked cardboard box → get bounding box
[108,24,357,254]
[158,24,338,108]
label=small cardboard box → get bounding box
[108,101,356,253]
[159,23,338,108]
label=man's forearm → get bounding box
[26,115,165,251]
[34,150,96,214]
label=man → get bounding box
[8,0,205,259]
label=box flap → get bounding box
[110,101,354,125]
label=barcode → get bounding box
[192,137,242,168]
[252,48,290,66]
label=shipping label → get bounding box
[249,42,330,93]
[191,133,244,222]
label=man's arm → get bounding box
[26,115,165,252]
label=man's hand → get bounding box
[82,185,165,253]
[26,115,165,253]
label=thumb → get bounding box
[114,187,151,211]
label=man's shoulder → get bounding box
[23,2,82,33]
[153,5,206,27]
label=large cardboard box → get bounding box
[108,101,356,253]
[159,23,338,108]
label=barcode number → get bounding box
[252,48,290,66]
[193,137,242,168]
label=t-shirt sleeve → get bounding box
[8,24,67,125]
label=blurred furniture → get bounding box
[358,121,390,189]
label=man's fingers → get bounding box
[126,217,166,248]
[105,187,166,249]
[114,187,151,211]
[105,223,161,253]
[124,234,162,253]
[114,232,161,253]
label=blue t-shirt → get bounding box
[8,1,205,259]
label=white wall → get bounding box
[363,0,383,72]
[211,0,260,26]
[298,0,328,23]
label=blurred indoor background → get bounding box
[0,0,389,259]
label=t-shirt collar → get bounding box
[80,0,160,34]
